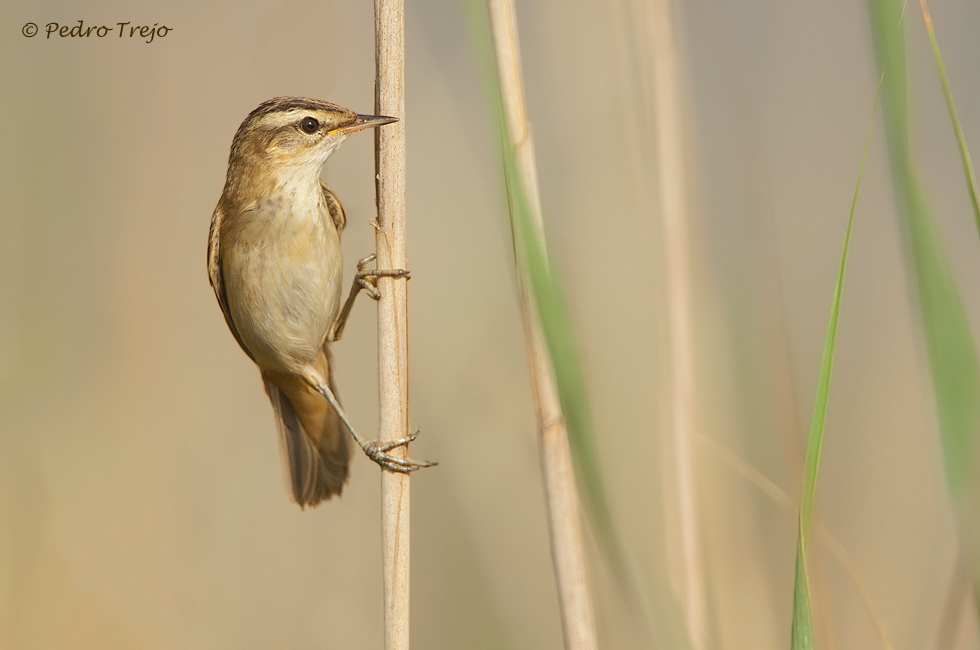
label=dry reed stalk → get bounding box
[641,0,707,647]
[485,0,599,648]
[374,0,411,648]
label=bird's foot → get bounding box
[360,430,437,473]
[354,254,409,301]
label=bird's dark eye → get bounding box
[300,116,319,134]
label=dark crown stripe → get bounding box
[246,97,343,123]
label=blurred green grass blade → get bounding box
[502,151,614,541]
[791,540,815,650]
[867,0,980,500]
[460,0,622,579]
[461,7,689,647]
[917,0,980,237]
[791,74,880,650]
[911,0,980,625]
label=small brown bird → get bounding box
[208,97,433,507]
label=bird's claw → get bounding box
[355,254,409,301]
[362,431,437,473]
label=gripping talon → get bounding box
[358,277,382,300]
[372,430,419,453]
[352,256,409,303]
[311,378,437,474]
[327,253,412,342]
[357,254,377,271]
[369,451,438,473]
[363,434,436,472]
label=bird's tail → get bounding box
[262,353,352,506]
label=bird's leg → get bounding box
[307,375,436,473]
[327,254,410,342]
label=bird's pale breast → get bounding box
[221,198,343,375]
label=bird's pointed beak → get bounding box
[332,114,399,135]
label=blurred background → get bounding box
[2,0,980,648]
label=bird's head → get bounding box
[225,97,396,192]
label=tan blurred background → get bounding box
[2,0,980,648]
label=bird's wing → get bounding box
[207,202,255,361]
[320,181,346,231]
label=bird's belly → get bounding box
[224,232,342,374]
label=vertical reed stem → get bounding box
[644,0,707,646]
[374,0,410,648]
[486,1,599,648]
